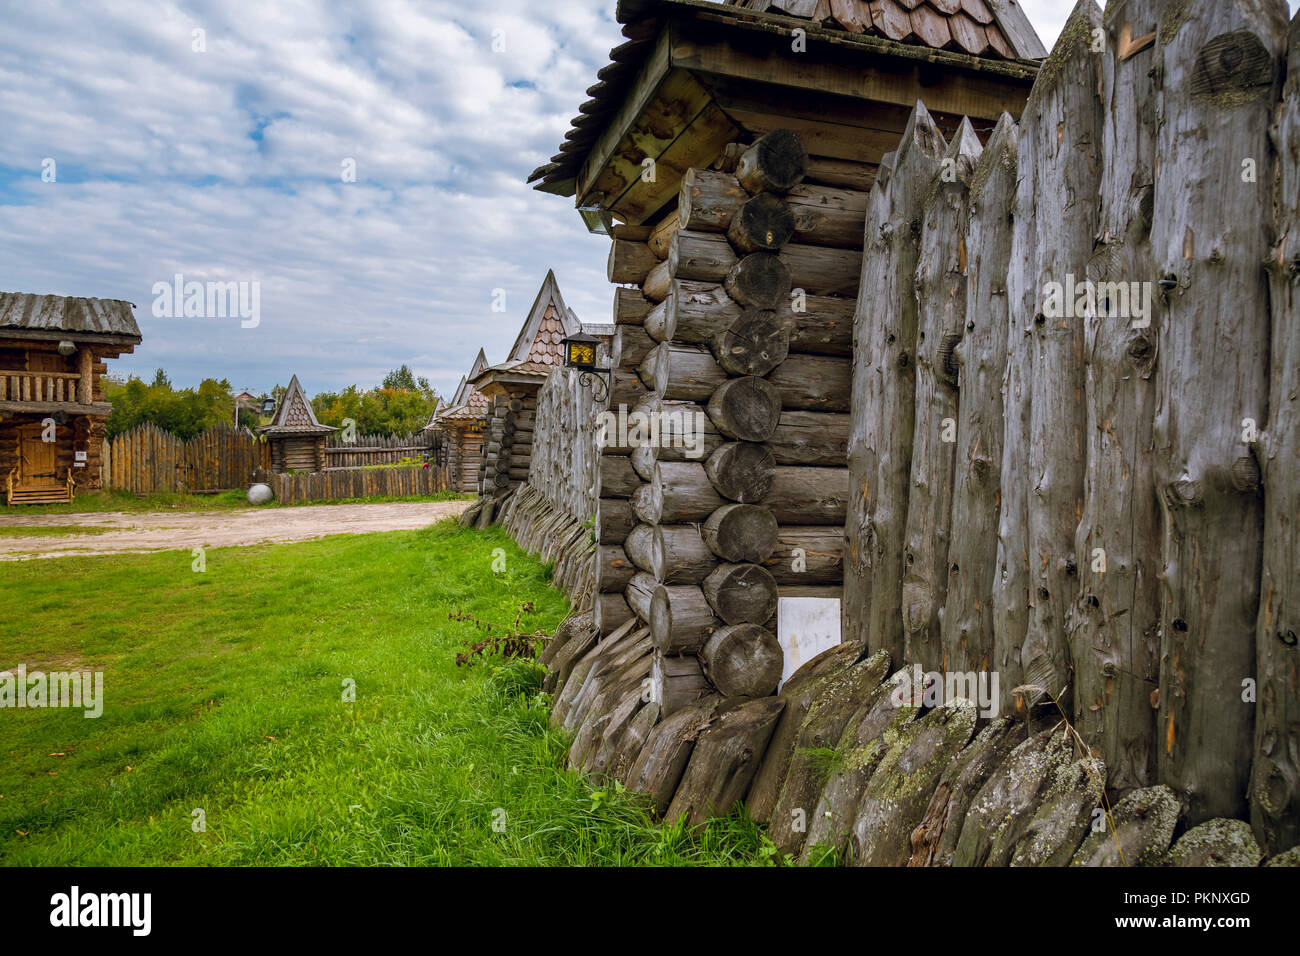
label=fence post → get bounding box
[1153,0,1288,825]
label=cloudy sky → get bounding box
[1,0,1295,398]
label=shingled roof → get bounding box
[0,291,142,341]
[259,375,338,437]
[727,0,1044,60]
[470,271,584,388]
[528,0,1044,197]
[430,351,491,428]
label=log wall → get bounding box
[533,0,1300,865]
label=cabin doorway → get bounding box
[17,424,60,491]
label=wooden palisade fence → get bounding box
[262,465,447,505]
[515,0,1300,865]
[324,432,430,468]
[104,422,262,494]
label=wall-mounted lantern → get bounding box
[562,331,610,403]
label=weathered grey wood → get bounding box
[1068,0,1163,795]
[649,583,720,654]
[804,155,877,192]
[614,287,653,325]
[765,466,849,525]
[651,650,711,717]
[761,526,845,585]
[845,102,947,663]
[595,591,634,636]
[701,623,783,697]
[623,571,658,622]
[1021,0,1105,723]
[909,718,1026,866]
[728,192,795,253]
[648,209,679,260]
[552,618,637,723]
[1164,819,1263,868]
[622,523,658,574]
[623,694,721,815]
[608,239,657,284]
[1070,783,1180,867]
[1253,8,1300,857]
[598,455,641,499]
[587,689,647,778]
[736,128,808,194]
[1152,0,1286,826]
[702,562,780,625]
[705,442,775,502]
[725,252,791,309]
[786,181,869,248]
[642,258,673,302]
[940,114,1018,679]
[632,461,727,525]
[900,119,982,674]
[678,167,749,232]
[596,497,636,544]
[849,700,978,866]
[665,280,853,356]
[1006,753,1106,866]
[951,724,1074,867]
[712,308,789,376]
[609,699,660,784]
[747,641,871,822]
[706,375,783,441]
[665,697,785,827]
[539,609,594,670]
[565,630,652,733]
[765,354,852,412]
[765,651,894,851]
[797,666,923,861]
[674,230,860,297]
[597,544,635,593]
[545,616,603,695]
[646,342,724,402]
[702,502,780,563]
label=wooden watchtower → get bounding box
[259,375,337,474]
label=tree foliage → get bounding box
[105,372,245,439]
[311,366,441,436]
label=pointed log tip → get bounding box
[897,100,948,168]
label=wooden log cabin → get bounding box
[425,350,490,493]
[468,271,585,498]
[0,292,142,505]
[529,0,1042,647]
[258,374,338,473]
[522,0,1046,820]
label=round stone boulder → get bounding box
[246,483,274,505]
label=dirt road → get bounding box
[0,500,472,561]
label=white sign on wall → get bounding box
[776,597,842,690]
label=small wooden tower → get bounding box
[259,375,337,473]
[424,351,490,493]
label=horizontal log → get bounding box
[626,571,658,621]
[613,287,653,326]
[608,239,657,284]
[597,497,636,544]
[767,354,852,412]
[663,280,852,356]
[643,258,673,302]
[769,410,850,466]
[705,441,776,502]
[650,584,721,654]
[702,623,784,697]
[765,466,849,525]
[595,592,634,635]
[673,231,859,296]
[650,653,712,720]
[598,544,636,593]
[786,182,869,249]
[703,502,780,564]
[707,376,783,442]
[804,156,878,192]
[703,562,781,626]
[728,192,796,253]
[737,129,808,194]
[648,209,679,260]
[761,526,845,584]
[613,324,656,370]
[678,167,750,232]
[632,461,727,526]
[599,455,642,499]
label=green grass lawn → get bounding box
[0,488,473,517]
[0,519,776,866]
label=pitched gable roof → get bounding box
[260,375,338,436]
